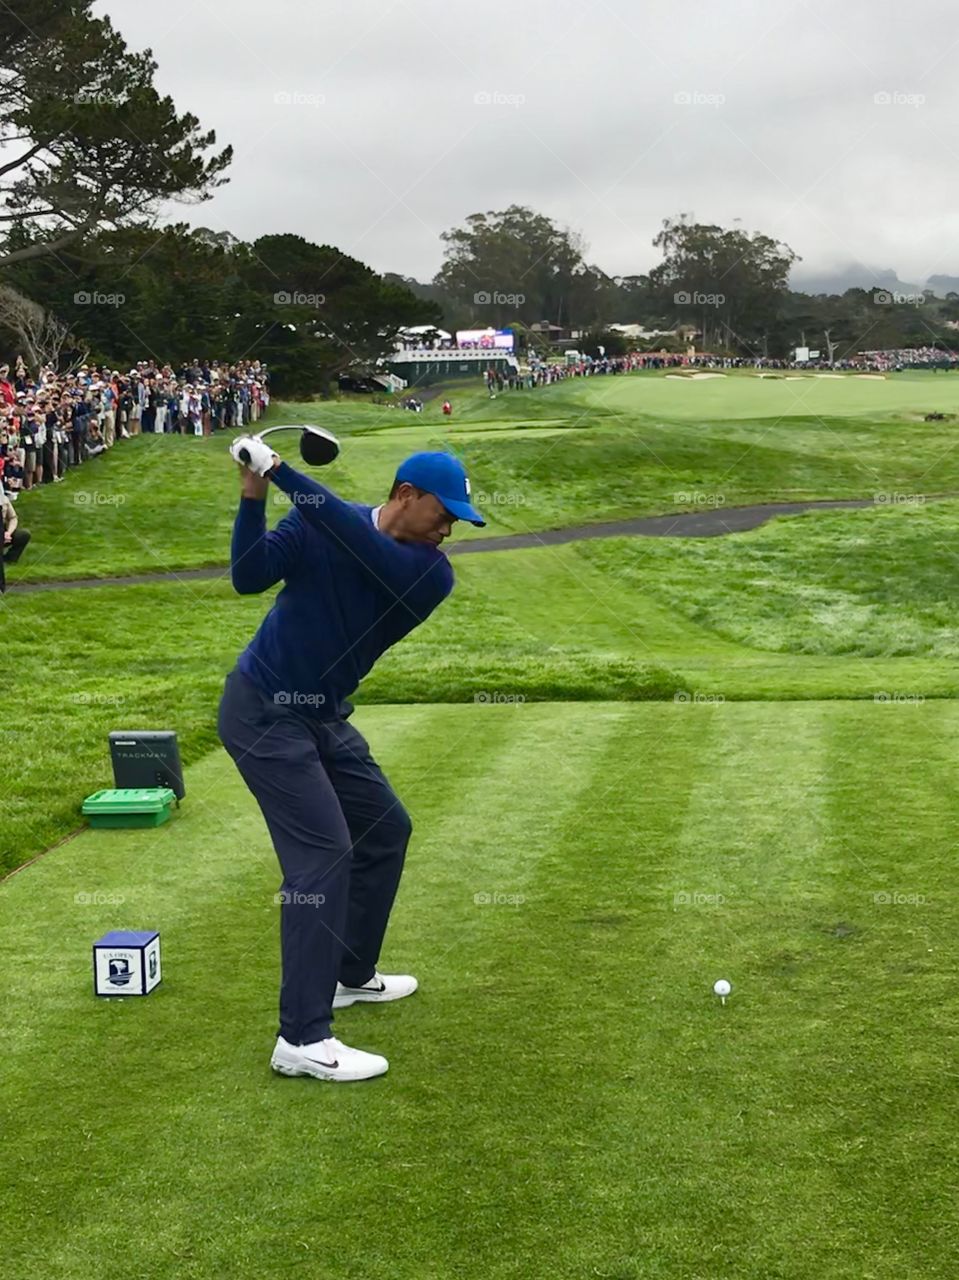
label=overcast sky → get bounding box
[98,0,959,287]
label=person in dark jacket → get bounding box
[218,441,485,1082]
[0,488,30,592]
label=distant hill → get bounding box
[926,274,959,297]
[791,264,959,298]
[790,263,924,297]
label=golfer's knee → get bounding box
[381,807,413,861]
[386,806,413,849]
[356,806,412,863]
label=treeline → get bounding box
[10,209,958,397]
[391,207,959,361]
[2,226,440,396]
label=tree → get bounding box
[0,0,231,268]
[566,264,624,330]
[823,327,837,366]
[4,222,245,369]
[235,234,441,396]
[577,328,628,358]
[647,215,798,354]
[608,274,663,327]
[435,205,586,328]
[0,281,78,368]
[2,224,435,391]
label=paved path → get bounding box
[448,497,879,553]
[3,495,938,593]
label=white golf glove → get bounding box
[230,434,275,476]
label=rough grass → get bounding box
[575,498,959,658]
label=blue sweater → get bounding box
[231,461,454,718]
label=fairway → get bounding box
[9,504,959,875]
[7,371,959,585]
[3,701,957,1279]
[4,372,959,1279]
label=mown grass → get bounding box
[0,568,678,876]
[3,700,958,1278]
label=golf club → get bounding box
[237,424,340,468]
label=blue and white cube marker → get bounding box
[93,930,161,997]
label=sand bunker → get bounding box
[813,373,844,379]
[665,371,727,380]
[854,374,886,380]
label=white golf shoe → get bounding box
[270,1035,388,1082]
[333,971,418,1009]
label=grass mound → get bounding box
[576,499,959,658]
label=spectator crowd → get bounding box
[855,347,959,372]
[465,345,959,406]
[478,347,959,398]
[484,354,642,396]
[626,349,959,373]
[0,356,270,500]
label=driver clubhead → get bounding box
[299,425,340,466]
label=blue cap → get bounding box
[395,451,486,526]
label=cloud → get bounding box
[98,0,959,283]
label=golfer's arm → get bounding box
[268,461,447,603]
[230,497,303,593]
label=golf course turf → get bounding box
[2,371,958,1278]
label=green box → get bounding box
[82,787,176,828]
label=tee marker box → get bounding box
[93,930,161,997]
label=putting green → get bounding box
[578,368,959,421]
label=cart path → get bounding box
[6,494,948,593]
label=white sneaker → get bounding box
[270,1034,388,1082]
[333,971,418,1009]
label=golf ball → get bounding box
[713,979,731,997]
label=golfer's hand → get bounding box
[3,531,11,545]
[230,434,278,477]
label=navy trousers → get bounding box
[0,528,30,592]
[217,668,412,1044]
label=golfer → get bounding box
[219,436,485,1082]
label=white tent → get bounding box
[398,325,452,339]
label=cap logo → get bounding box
[464,477,471,495]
